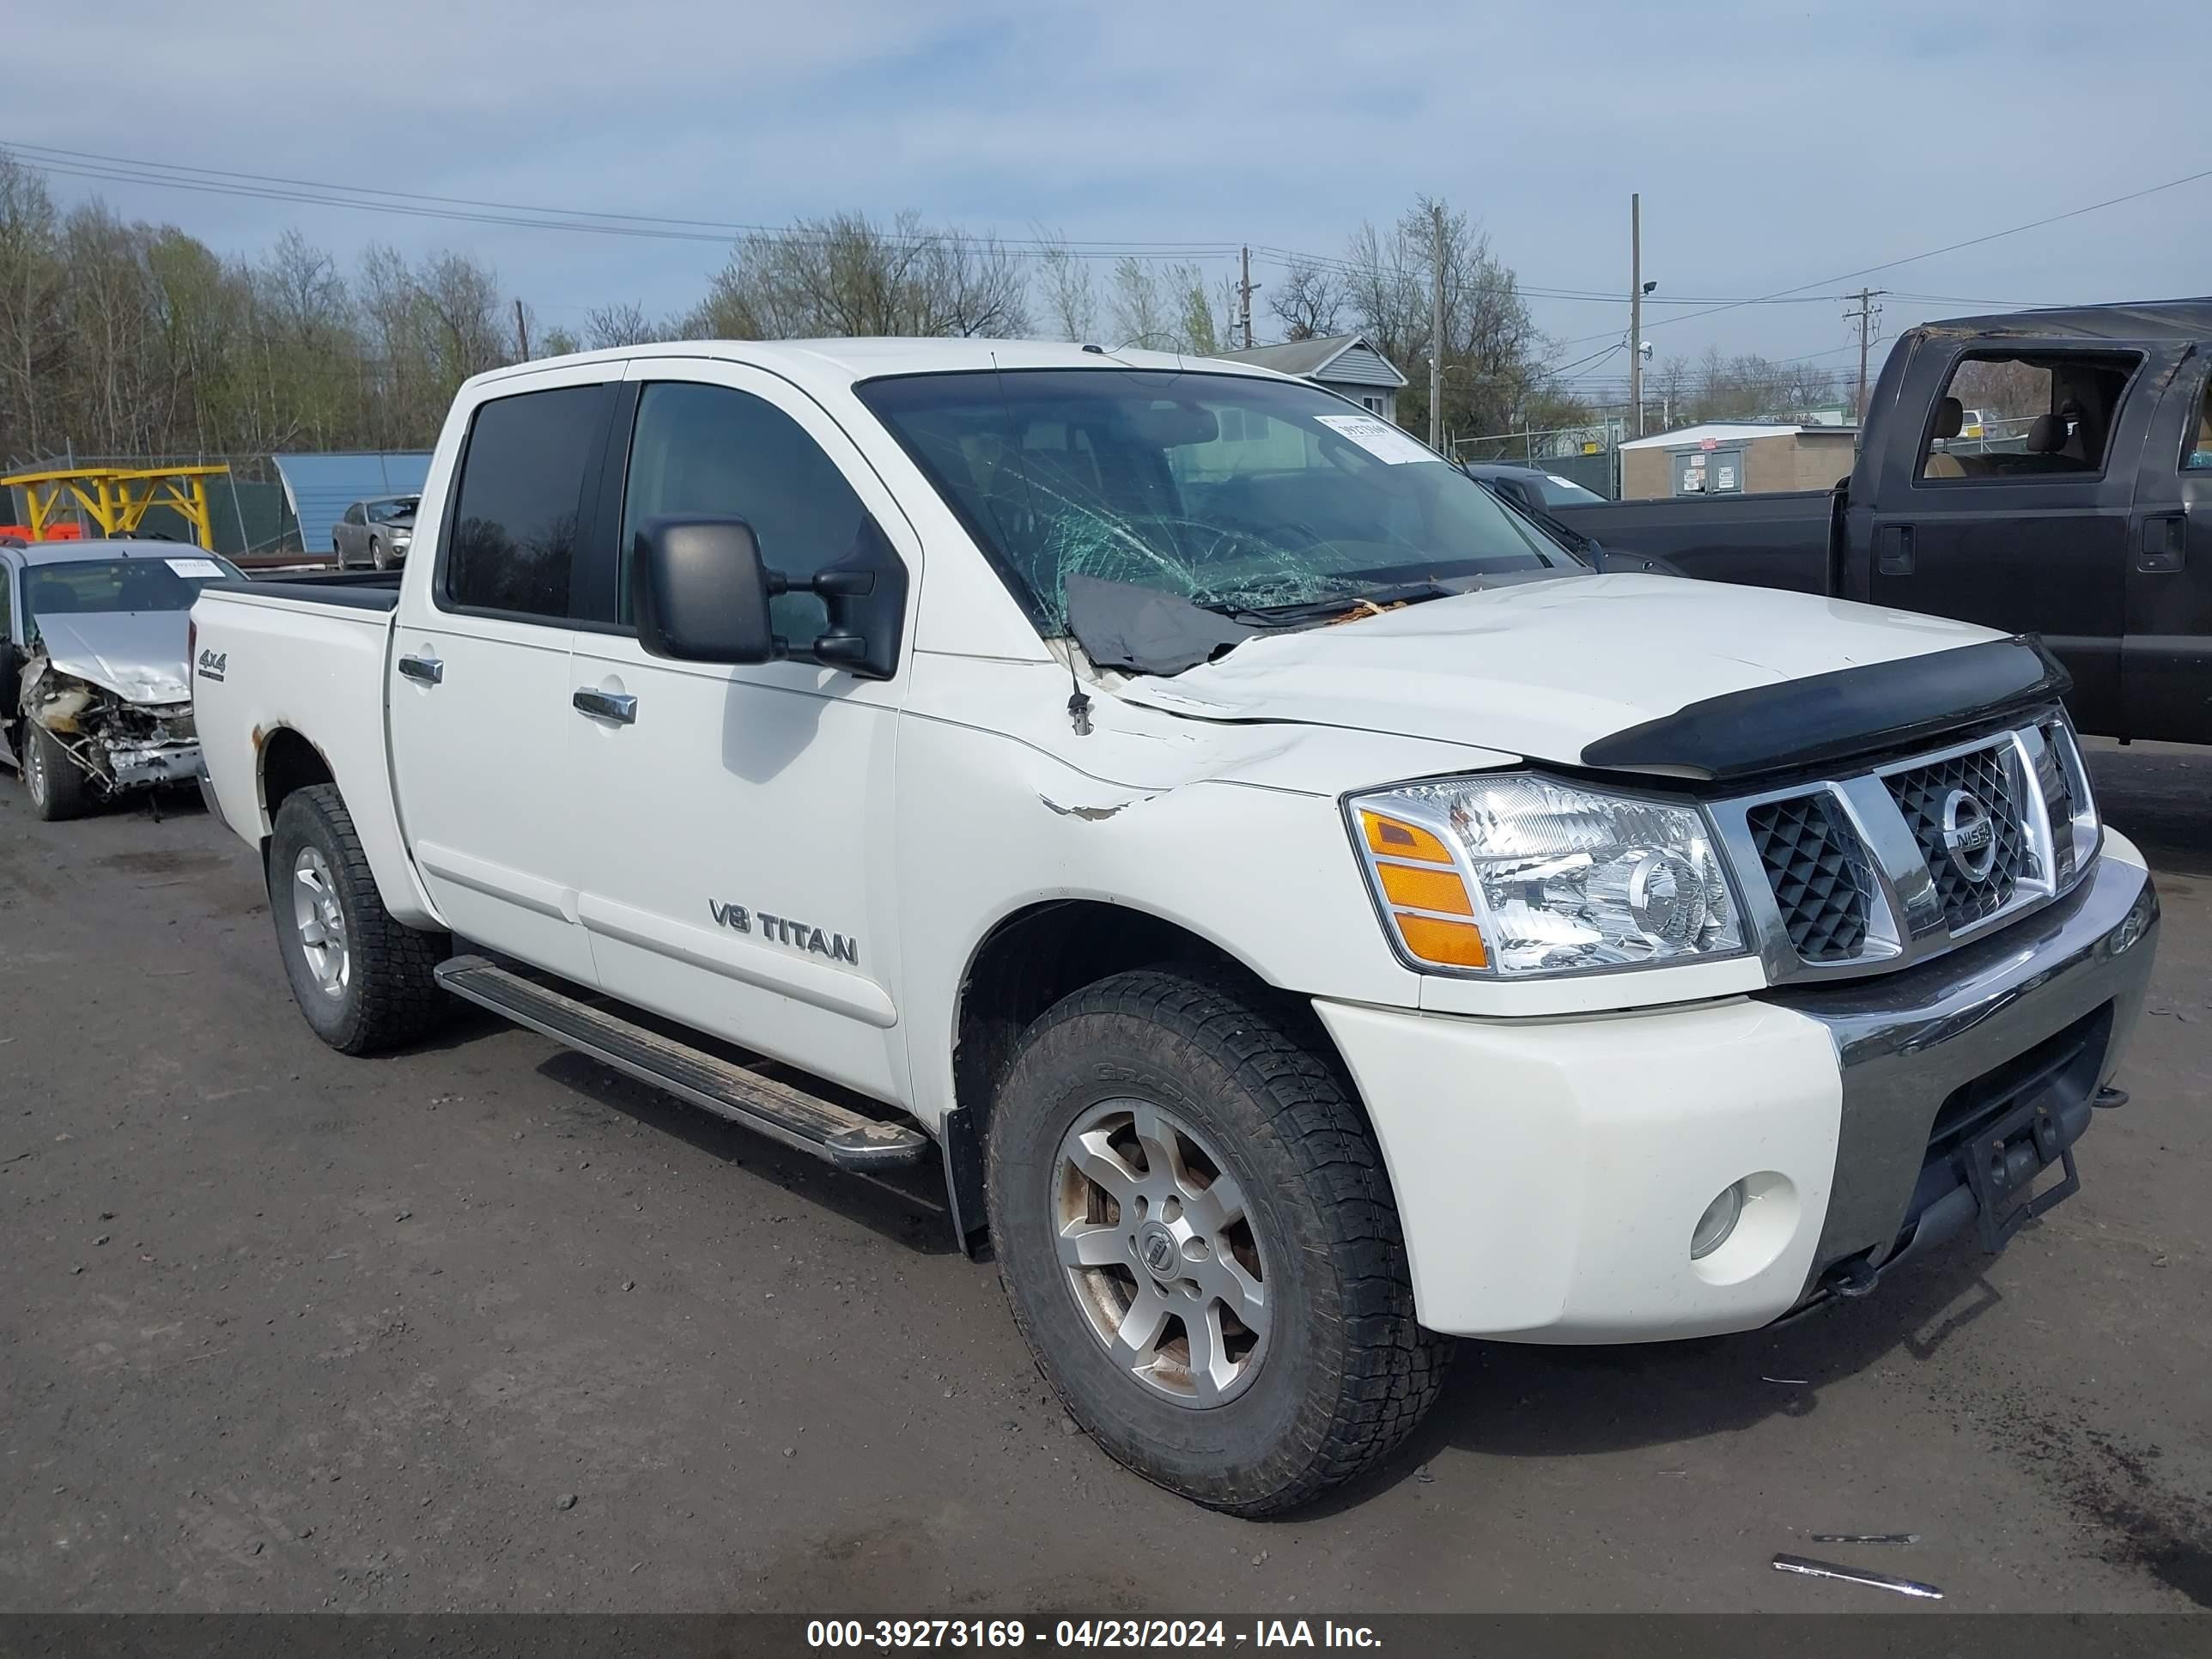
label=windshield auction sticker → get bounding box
[1313,413,1437,465]
[166,557,228,579]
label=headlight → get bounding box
[390,528,413,544]
[1347,775,1746,978]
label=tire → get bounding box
[368,536,387,572]
[268,783,453,1054]
[332,534,348,568]
[987,969,1449,1515]
[22,722,94,821]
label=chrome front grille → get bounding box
[1711,715,2099,984]
[1885,742,2029,929]
[1747,793,1874,962]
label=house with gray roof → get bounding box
[1216,333,1409,422]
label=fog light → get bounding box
[1691,1182,1746,1259]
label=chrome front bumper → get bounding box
[1761,844,2159,1299]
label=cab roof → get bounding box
[1920,297,2212,344]
[467,336,1296,393]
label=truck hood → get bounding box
[32,611,192,704]
[1115,574,2003,768]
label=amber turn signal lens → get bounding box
[1360,811,1454,865]
[1393,912,1489,969]
[1377,861,1474,915]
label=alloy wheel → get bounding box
[1052,1099,1271,1407]
[291,846,350,999]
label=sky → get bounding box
[9,0,2209,410]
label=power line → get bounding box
[1547,161,2212,349]
[3,142,1248,262]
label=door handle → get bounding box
[572,688,637,725]
[2138,513,2186,574]
[1876,524,1916,576]
[397,653,444,684]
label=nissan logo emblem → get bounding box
[1942,787,1999,882]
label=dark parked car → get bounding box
[332,495,418,570]
[1459,460,1610,515]
[1547,300,2212,744]
[1460,462,1678,575]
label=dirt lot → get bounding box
[1,742,2206,1613]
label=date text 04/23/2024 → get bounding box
[805,1620,1382,1649]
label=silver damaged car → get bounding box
[1,538,246,821]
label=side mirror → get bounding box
[631,515,908,681]
[633,520,778,665]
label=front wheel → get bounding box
[22,722,94,821]
[987,969,1449,1515]
[368,536,387,571]
[269,783,453,1054]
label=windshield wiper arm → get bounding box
[1197,580,1449,624]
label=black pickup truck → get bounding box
[1549,300,2212,744]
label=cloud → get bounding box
[9,0,2207,364]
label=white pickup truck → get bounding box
[191,339,2160,1514]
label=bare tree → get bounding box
[1341,196,1544,440]
[585,301,666,349]
[690,211,1027,340]
[0,154,67,461]
[1106,258,1228,354]
[1108,257,1174,350]
[1267,258,1344,342]
[1032,233,1097,343]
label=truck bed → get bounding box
[1549,489,1839,594]
[191,573,422,925]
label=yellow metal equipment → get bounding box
[0,463,231,551]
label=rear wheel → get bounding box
[22,723,94,822]
[269,783,453,1054]
[987,969,1449,1515]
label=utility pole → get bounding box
[514,298,531,362]
[1428,201,1444,449]
[1629,193,1643,437]
[1845,288,1887,424]
[1237,246,1259,350]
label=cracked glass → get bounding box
[859,368,1579,634]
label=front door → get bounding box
[2122,350,2212,742]
[1865,342,2166,737]
[386,364,623,982]
[563,363,916,1102]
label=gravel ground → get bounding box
[0,739,2205,1613]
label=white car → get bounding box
[188,340,2159,1515]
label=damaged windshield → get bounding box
[22,556,243,634]
[857,368,1582,637]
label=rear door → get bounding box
[387,363,623,981]
[2122,348,2212,741]
[560,361,917,1102]
[1865,339,2165,735]
[335,503,364,563]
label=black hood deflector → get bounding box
[1580,634,2070,783]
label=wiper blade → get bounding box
[1197,580,1449,624]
